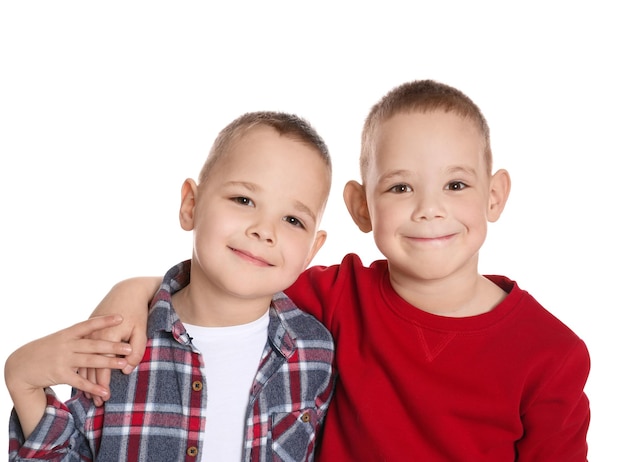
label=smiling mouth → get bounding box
[229,247,274,267]
[408,233,456,244]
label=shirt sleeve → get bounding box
[285,267,327,321]
[286,255,355,325]
[516,339,591,461]
[9,388,94,462]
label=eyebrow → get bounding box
[445,165,478,177]
[225,181,258,192]
[226,181,317,223]
[377,169,412,183]
[378,165,478,183]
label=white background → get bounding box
[1,2,623,459]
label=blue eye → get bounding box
[389,184,412,193]
[284,216,304,228]
[447,181,467,191]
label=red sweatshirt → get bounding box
[286,253,589,461]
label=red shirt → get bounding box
[286,253,590,461]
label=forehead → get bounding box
[371,110,487,170]
[208,125,331,204]
[218,125,326,172]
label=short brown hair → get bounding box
[198,111,331,184]
[360,79,492,181]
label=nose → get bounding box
[247,218,276,245]
[411,191,445,221]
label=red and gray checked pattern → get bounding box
[9,261,335,462]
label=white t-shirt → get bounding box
[183,310,270,462]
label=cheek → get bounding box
[453,200,488,231]
[372,200,404,227]
[193,213,233,244]
[370,204,399,250]
[284,233,317,268]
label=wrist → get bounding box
[4,350,39,397]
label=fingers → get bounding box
[81,367,103,405]
[66,374,111,399]
[71,352,128,370]
[125,328,148,372]
[76,367,94,400]
[67,321,131,405]
[75,356,124,406]
[66,315,125,339]
[7,315,135,410]
[78,311,149,406]
[74,340,129,406]
[72,338,132,357]
[94,368,112,406]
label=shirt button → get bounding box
[301,411,311,423]
[187,446,198,457]
[192,381,203,391]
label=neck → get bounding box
[388,269,506,317]
[172,284,271,327]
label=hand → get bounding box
[5,315,131,399]
[4,315,132,438]
[82,277,157,406]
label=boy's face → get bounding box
[181,126,328,303]
[352,110,508,284]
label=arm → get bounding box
[85,277,160,405]
[4,315,130,439]
[516,340,590,461]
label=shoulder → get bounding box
[271,292,333,344]
[303,253,388,283]
[488,275,588,350]
[332,252,386,273]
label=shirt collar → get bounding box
[148,260,299,357]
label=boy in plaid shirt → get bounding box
[6,111,336,462]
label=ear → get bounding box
[343,180,372,233]
[179,178,199,231]
[303,230,327,268]
[487,169,511,222]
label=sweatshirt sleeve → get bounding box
[516,338,591,461]
[9,388,95,462]
[285,254,358,328]
[285,267,328,321]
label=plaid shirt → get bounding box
[9,261,335,462]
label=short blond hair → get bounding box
[361,80,492,182]
[198,111,331,184]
